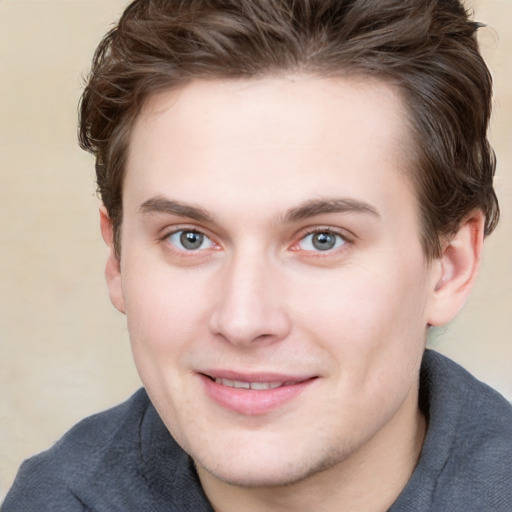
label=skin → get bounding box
[101,76,484,512]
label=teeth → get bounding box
[251,382,277,390]
[214,378,284,390]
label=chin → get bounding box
[199,461,310,488]
[195,443,349,489]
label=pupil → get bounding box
[312,232,335,251]
[180,231,203,250]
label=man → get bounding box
[3,0,511,510]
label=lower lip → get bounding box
[199,375,315,416]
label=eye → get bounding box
[167,230,215,251]
[297,230,346,252]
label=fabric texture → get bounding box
[3,350,512,511]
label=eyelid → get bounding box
[160,225,221,253]
[170,231,214,250]
[290,226,353,253]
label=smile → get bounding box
[200,372,317,415]
[213,378,292,390]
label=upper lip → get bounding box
[199,370,315,384]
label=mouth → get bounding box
[209,377,302,390]
[199,371,317,415]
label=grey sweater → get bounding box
[3,350,512,511]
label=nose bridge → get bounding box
[209,246,290,346]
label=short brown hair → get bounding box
[79,0,499,259]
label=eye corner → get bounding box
[162,227,220,254]
[295,229,349,253]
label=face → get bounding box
[109,76,441,488]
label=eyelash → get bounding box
[160,226,352,256]
[291,228,350,255]
[162,227,219,254]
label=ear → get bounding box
[426,211,485,326]
[99,205,125,314]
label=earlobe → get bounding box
[99,205,126,314]
[427,212,485,327]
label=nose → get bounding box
[208,251,292,347]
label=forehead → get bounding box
[125,75,416,219]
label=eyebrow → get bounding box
[283,198,380,223]
[139,197,214,223]
[139,196,380,224]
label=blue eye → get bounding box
[168,230,215,251]
[298,231,346,252]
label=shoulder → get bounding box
[422,349,512,438]
[426,351,512,509]
[393,350,512,512]
[2,389,152,511]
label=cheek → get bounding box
[121,267,211,423]
[295,259,430,376]
[121,260,211,359]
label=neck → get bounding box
[197,388,427,512]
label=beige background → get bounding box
[0,0,511,500]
